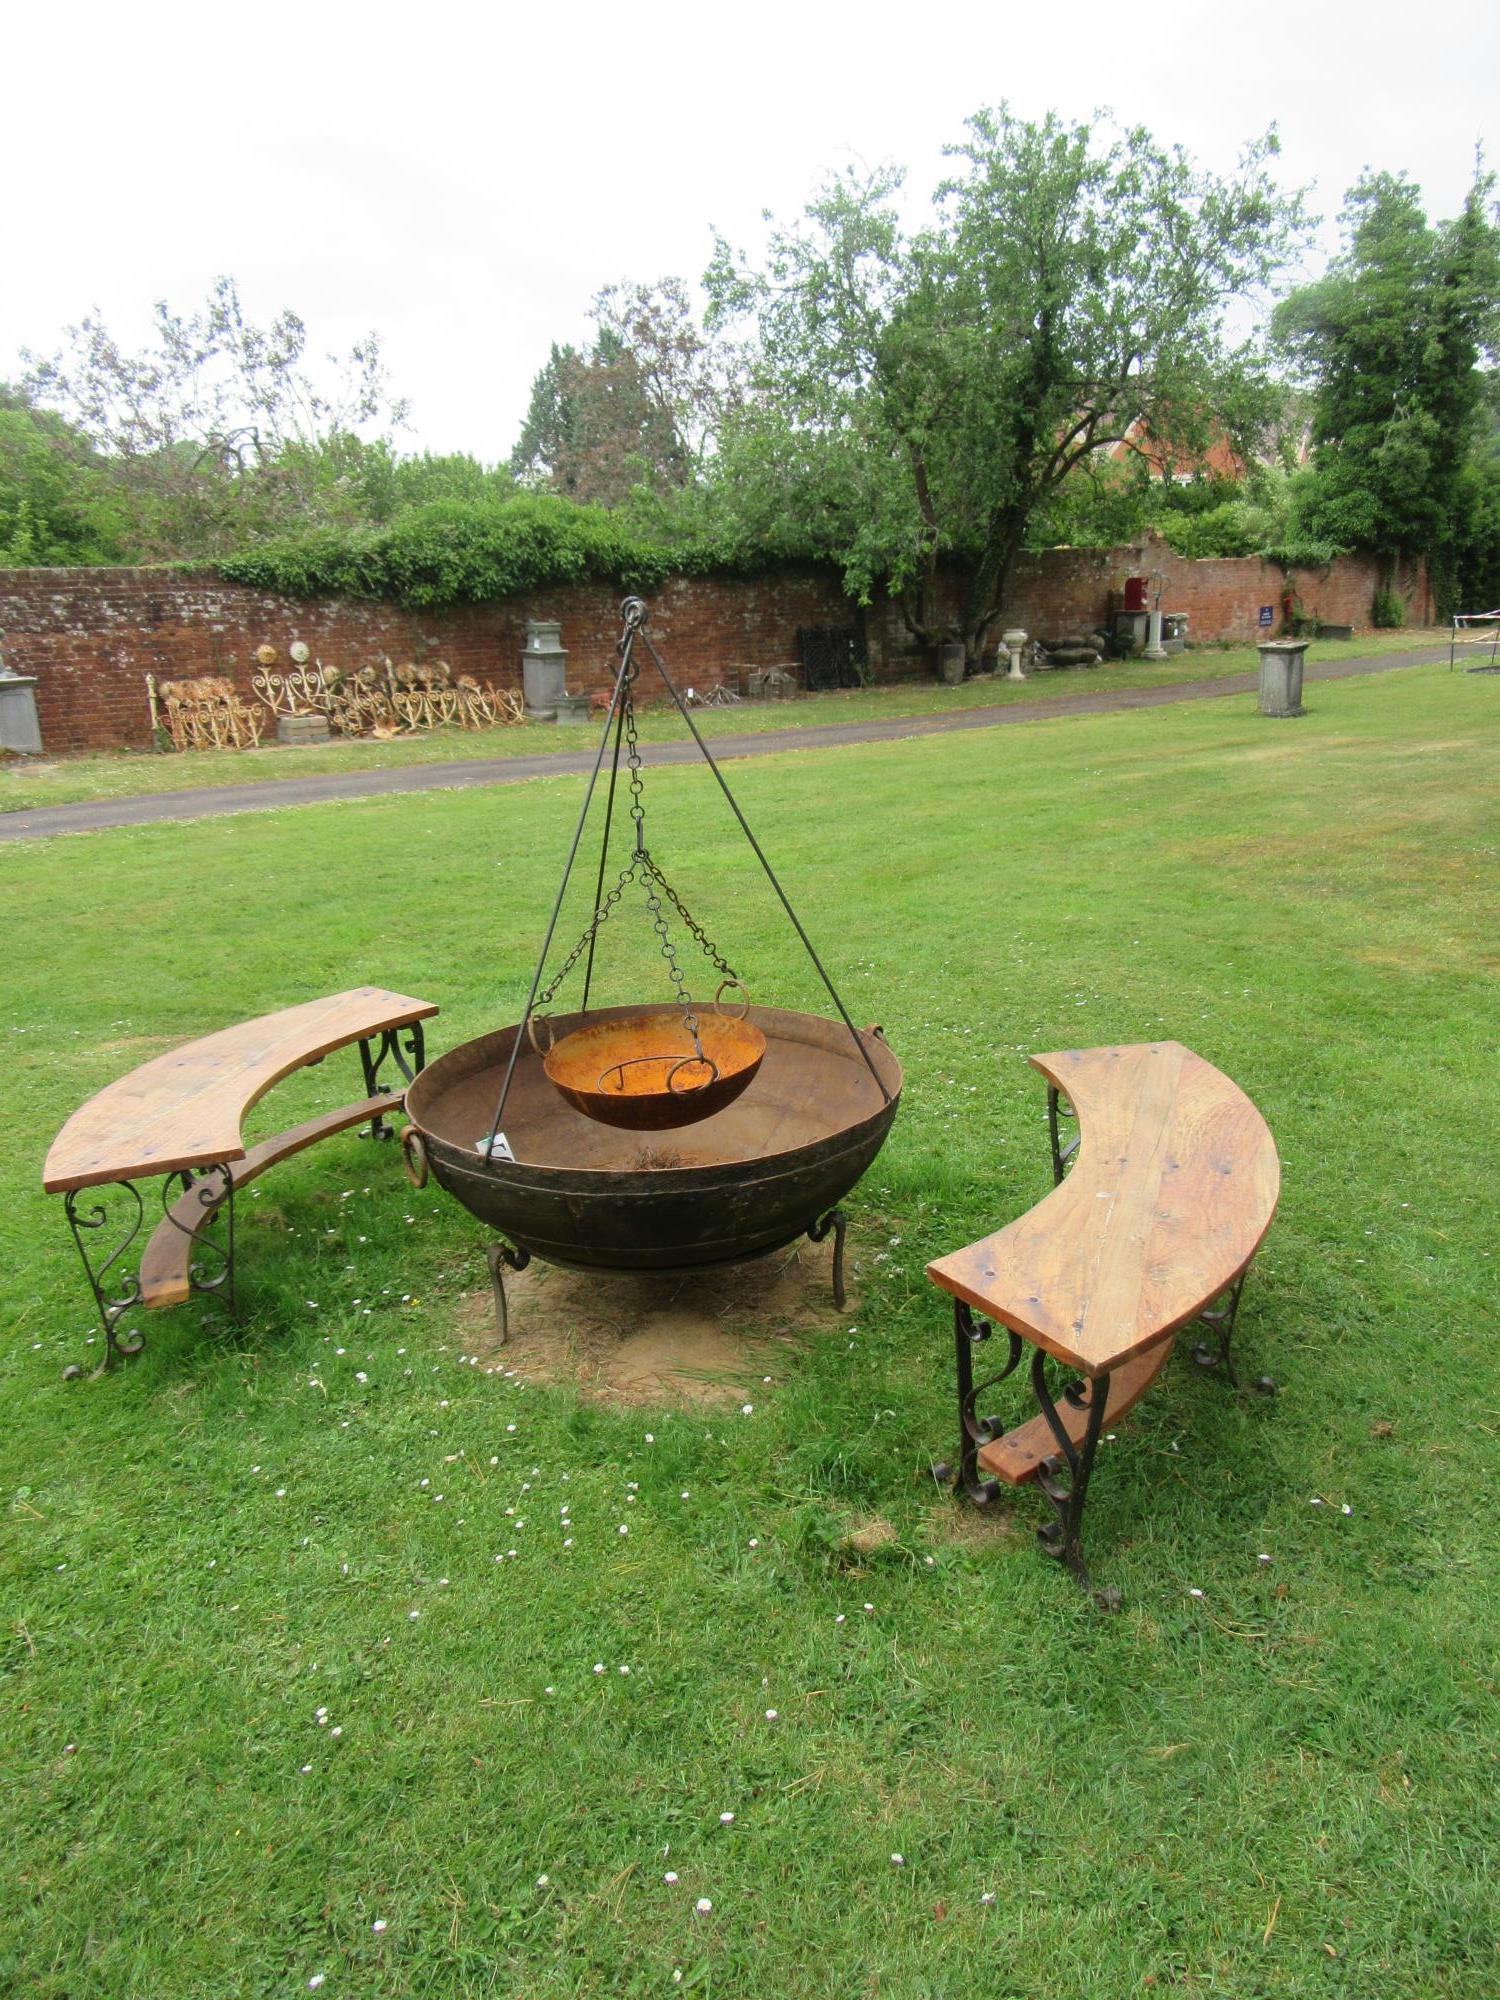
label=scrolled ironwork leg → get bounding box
[62,1182,147,1379]
[934,1298,1025,1506]
[485,1239,531,1343]
[359,1024,428,1139]
[807,1206,847,1310]
[1047,1086,1079,1187]
[1031,1347,1119,1610]
[1191,1266,1275,1394]
[161,1167,238,1314]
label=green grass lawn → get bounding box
[0,630,1449,814]
[3,660,1496,1997]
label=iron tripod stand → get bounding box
[465,595,892,1340]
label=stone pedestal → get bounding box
[276,712,332,745]
[1001,627,1028,683]
[1111,610,1150,655]
[0,671,43,754]
[523,619,568,720]
[553,693,592,725]
[1257,641,1308,718]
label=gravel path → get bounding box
[0,646,1451,843]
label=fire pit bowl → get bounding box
[540,1008,767,1130]
[404,1002,901,1276]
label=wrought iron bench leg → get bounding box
[162,1166,238,1316]
[1032,1349,1121,1612]
[1046,1086,1079,1186]
[933,1298,1025,1505]
[359,1023,428,1139]
[485,1238,531,1343]
[1191,1265,1276,1395]
[807,1206,847,1309]
[62,1182,148,1379]
[63,1167,242,1381]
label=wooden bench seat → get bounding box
[928,1041,1279,1601]
[43,988,437,1194]
[45,988,437,1376]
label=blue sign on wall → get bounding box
[1258,605,1274,628]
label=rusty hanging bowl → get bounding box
[540,1008,767,1130]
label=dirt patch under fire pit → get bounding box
[454,1237,852,1408]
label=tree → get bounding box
[509,281,723,506]
[0,385,130,564]
[705,109,1305,663]
[1451,425,1500,612]
[20,277,408,557]
[1274,171,1500,610]
[509,332,682,505]
[591,277,732,472]
[509,342,585,490]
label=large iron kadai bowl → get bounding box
[404,1003,901,1275]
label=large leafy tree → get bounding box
[1275,171,1500,606]
[705,109,1305,662]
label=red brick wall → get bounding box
[0,541,1429,755]
[996,535,1430,645]
[0,566,864,756]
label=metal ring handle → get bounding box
[400,1125,429,1190]
[714,978,750,1020]
[667,1055,719,1095]
[526,1012,555,1057]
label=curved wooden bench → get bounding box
[44,988,437,1375]
[928,1041,1279,1598]
[43,989,436,1193]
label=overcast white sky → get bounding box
[3,0,1494,463]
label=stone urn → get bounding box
[1257,640,1308,718]
[1001,628,1028,683]
[935,641,966,686]
[523,619,568,720]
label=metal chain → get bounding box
[534,857,641,1010]
[624,684,703,1053]
[533,677,739,1041]
[639,858,738,981]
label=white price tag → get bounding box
[475,1132,515,1162]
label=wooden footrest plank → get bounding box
[976,1337,1175,1486]
[137,1093,403,1309]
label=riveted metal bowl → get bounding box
[540,1009,767,1130]
[404,1002,901,1274]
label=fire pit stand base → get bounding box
[481,1205,848,1342]
[486,1238,531,1343]
[806,1206,848,1311]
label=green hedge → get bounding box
[216,495,678,607]
[216,489,1362,610]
